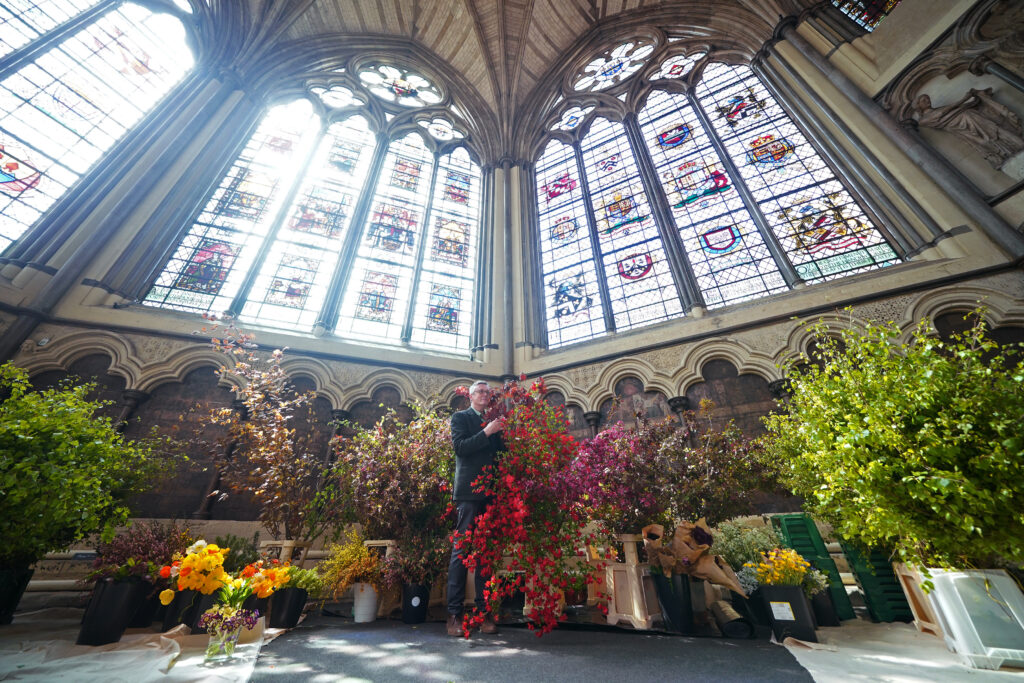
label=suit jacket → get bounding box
[450,407,505,501]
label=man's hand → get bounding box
[482,415,506,436]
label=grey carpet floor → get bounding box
[250,615,814,682]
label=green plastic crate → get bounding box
[840,542,913,623]
[770,513,855,621]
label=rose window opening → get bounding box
[650,52,706,81]
[311,86,364,109]
[573,40,655,92]
[359,65,442,107]
[418,117,464,141]
[552,106,595,132]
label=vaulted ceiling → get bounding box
[281,0,815,122]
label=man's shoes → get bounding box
[480,613,499,634]
[446,614,462,637]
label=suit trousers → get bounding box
[446,499,489,615]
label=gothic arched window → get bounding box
[535,42,899,348]
[0,1,193,250]
[146,64,481,355]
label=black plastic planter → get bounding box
[127,589,161,628]
[268,587,308,628]
[652,573,693,634]
[77,579,148,645]
[811,590,841,627]
[760,585,817,643]
[161,590,218,633]
[401,583,430,624]
[242,595,269,619]
[0,566,33,625]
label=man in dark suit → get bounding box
[446,380,506,636]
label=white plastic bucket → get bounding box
[352,583,378,623]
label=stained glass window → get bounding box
[336,132,434,343]
[831,0,902,31]
[695,63,897,282]
[638,89,787,307]
[145,100,319,313]
[238,116,376,330]
[537,56,900,346]
[0,0,100,58]
[536,140,605,348]
[0,2,192,250]
[579,117,682,330]
[408,147,480,350]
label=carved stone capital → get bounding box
[667,396,690,415]
[768,379,791,401]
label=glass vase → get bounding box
[204,624,243,662]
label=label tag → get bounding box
[770,600,796,621]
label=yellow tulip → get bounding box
[159,589,176,606]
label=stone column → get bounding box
[583,411,602,437]
[192,399,248,520]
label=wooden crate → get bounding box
[893,562,944,638]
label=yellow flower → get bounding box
[159,589,176,606]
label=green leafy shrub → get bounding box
[215,533,260,574]
[0,363,171,568]
[713,519,782,573]
[283,567,323,595]
[763,314,1024,569]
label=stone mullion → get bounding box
[471,165,495,356]
[687,90,803,288]
[572,143,617,334]
[315,134,391,334]
[111,88,264,300]
[752,56,914,257]
[765,47,943,245]
[0,0,121,79]
[400,155,441,343]
[622,112,703,313]
[2,69,207,269]
[226,122,328,317]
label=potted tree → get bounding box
[0,363,169,625]
[764,314,1024,662]
[330,403,455,623]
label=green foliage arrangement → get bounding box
[283,567,323,595]
[712,519,782,573]
[763,313,1024,570]
[317,529,383,598]
[0,363,171,568]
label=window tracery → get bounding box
[147,60,480,355]
[535,42,901,346]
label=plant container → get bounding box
[0,566,32,625]
[268,587,308,628]
[760,584,817,643]
[77,578,148,645]
[352,583,378,623]
[402,583,430,624]
[651,572,693,634]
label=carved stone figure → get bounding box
[914,88,1024,169]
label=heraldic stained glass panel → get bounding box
[239,116,377,331]
[0,0,100,58]
[638,89,787,308]
[831,0,902,31]
[536,139,606,348]
[337,132,434,343]
[408,147,480,351]
[0,2,192,250]
[695,62,898,283]
[580,117,683,330]
[146,100,319,313]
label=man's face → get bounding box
[470,384,491,410]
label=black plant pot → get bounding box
[652,573,693,634]
[811,590,841,627]
[760,585,817,643]
[732,588,771,626]
[0,566,33,625]
[77,578,149,645]
[401,583,430,624]
[127,589,161,628]
[268,587,308,629]
[161,590,218,633]
[242,595,269,619]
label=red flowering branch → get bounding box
[454,377,611,637]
